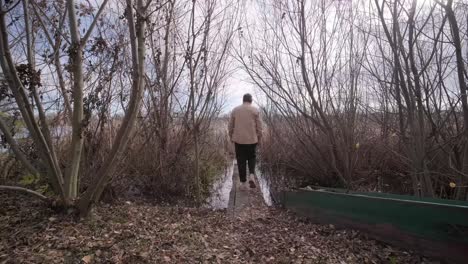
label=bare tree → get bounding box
[184,0,238,203]
[0,0,157,215]
[436,0,468,200]
[237,0,367,188]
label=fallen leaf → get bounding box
[82,254,93,263]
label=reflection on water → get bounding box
[206,160,272,209]
[205,160,234,209]
[257,165,273,206]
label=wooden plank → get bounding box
[283,189,468,264]
[228,163,267,219]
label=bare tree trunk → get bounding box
[298,0,349,187]
[408,0,434,197]
[23,0,64,192]
[64,0,109,200]
[0,2,66,199]
[65,0,86,199]
[440,0,468,200]
[54,43,73,120]
[78,0,148,216]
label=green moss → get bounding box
[19,173,40,186]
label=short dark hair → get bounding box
[243,93,253,103]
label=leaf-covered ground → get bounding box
[0,193,437,264]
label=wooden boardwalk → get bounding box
[227,163,269,219]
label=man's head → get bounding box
[243,93,253,104]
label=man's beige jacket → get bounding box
[228,103,263,145]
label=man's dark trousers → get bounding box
[235,143,257,182]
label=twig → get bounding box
[0,185,49,202]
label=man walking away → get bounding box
[228,93,263,190]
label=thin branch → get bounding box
[0,115,40,176]
[0,185,49,202]
[81,0,109,45]
[2,0,21,14]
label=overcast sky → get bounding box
[221,0,265,113]
[223,68,264,113]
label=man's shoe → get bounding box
[248,173,256,188]
[239,181,248,191]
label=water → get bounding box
[256,165,273,206]
[205,160,235,209]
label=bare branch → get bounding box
[0,185,49,202]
